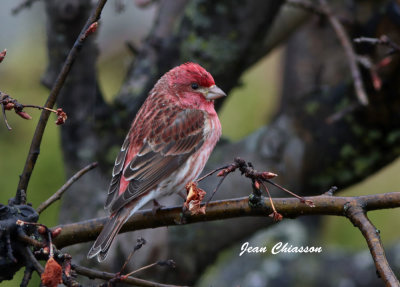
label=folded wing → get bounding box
[106,109,206,214]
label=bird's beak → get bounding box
[205,85,226,100]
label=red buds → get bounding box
[51,227,62,238]
[16,111,32,120]
[55,108,67,125]
[84,22,98,38]
[261,171,278,180]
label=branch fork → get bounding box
[193,157,314,221]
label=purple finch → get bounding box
[88,63,226,261]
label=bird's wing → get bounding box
[104,135,130,209]
[107,109,207,214]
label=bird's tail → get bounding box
[87,208,130,262]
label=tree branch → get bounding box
[287,0,369,105]
[23,246,44,275]
[54,192,400,246]
[346,205,400,286]
[11,0,41,15]
[16,0,108,202]
[36,162,98,214]
[319,0,368,105]
[354,35,400,54]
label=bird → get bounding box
[87,62,226,261]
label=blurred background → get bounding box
[1,0,400,286]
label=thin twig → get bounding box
[196,165,228,183]
[346,205,400,286]
[325,102,360,124]
[194,165,231,207]
[17,229,44,248]
[47,230,53,258]
[120,237,146,275]
[288,0,369,105]
[16,0,108,202]
[36,162,98,214]
[318,0,368,105]
[11,0,41,15]
[1,102,11,130]
[21,104,57,113]
[0,92,67,129]
[211,158,307,206]
[265,179,314,207]
[122,260,175,280]
[125,41,139,56]
[24,246,44,274]
[260,181,278,215]
[72,264,186,287]
[205,175,227,206]
[124,262,158,277]
[354,35,400,54]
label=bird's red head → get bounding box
[154,62,226,111]
[173,62,215,88]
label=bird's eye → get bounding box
[191,83,199,90]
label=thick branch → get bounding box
[52,192,400,286]
[346,205,400,287]
[53,192,400,249]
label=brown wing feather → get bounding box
[108,109,206,214]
